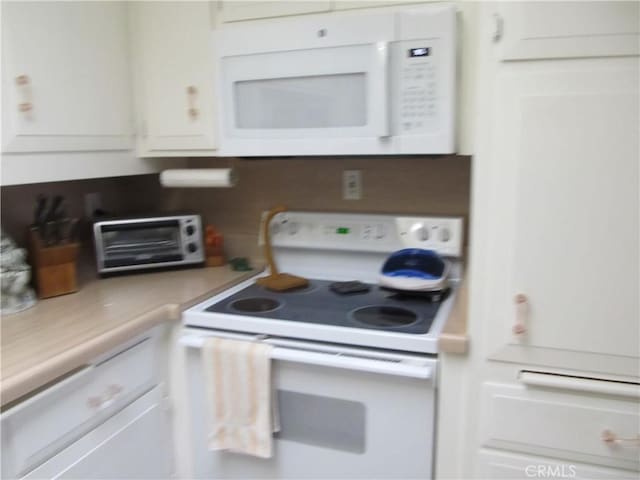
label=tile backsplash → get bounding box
[177,155,471,259]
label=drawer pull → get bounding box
[601,429,640,446]
[513,293,528,335]
[87,384,124,410]
[106,384,123,397]
[15,74,30,86]
[186,85,199,119]
[16,74,33,114]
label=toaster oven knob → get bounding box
[185,225,195,236]
[187,243,198,253]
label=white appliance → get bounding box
[181,212,463,479]
[216,4,457,156]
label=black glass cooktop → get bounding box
[205,279,448,334]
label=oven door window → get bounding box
[275,390,365,454]
[100,221,182,268]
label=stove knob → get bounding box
[415,225,429,242]
[288,222,299,235]
[187,243,198,253]
[185,225,195,236]
[439,228,451,242]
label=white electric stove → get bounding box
[181,211,463,479]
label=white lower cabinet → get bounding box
[483,57,639,378]
[479,382,640,472]
[1,329,172,480]
[478,450,639,480]
[22,387,172,480]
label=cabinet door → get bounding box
[219,1,330,22]
[23,387,172,480]
[1,1,132,152]
[131,1,216,155]
[484,58,639,377]
[497,1,640,60]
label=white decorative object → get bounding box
[1,229,36,314]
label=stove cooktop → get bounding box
[204,279,449,334]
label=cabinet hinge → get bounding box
[492,13,504,43]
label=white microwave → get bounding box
[216,3,457,156]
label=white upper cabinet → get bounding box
[130,1,217,156]
[218,1,331,22]
[482,58,639,377]
[496,1,640,60]
[1,1,133,153]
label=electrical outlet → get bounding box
[343,170,362,200]
[84,192,103,219]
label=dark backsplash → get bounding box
[0,175,164,247]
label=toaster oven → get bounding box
[93,215,204,274]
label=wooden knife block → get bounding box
[29,229,80,299]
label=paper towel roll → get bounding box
[160,168,237,188]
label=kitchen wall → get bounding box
[175,155,471,260]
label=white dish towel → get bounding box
[201,337,279,458]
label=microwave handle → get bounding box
[375,41,390,138]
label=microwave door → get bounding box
[219,42,390,155]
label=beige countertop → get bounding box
[0,265,260,407]
[438,277,469,354]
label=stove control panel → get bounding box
[264,212,464,257]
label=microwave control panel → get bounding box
[396,39,440,135]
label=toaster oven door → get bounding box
[97,219,185,271]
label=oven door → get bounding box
[181,329,437,479]
[217,13,394,156]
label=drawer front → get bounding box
[480,382,640,471]
[478,449,639,480]
[2,336,158,477]
[22,387,172,480]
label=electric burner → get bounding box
[206,279,441,334]
[350,305,419,328]
[229,297,282,313]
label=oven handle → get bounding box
[180,334,434,380]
